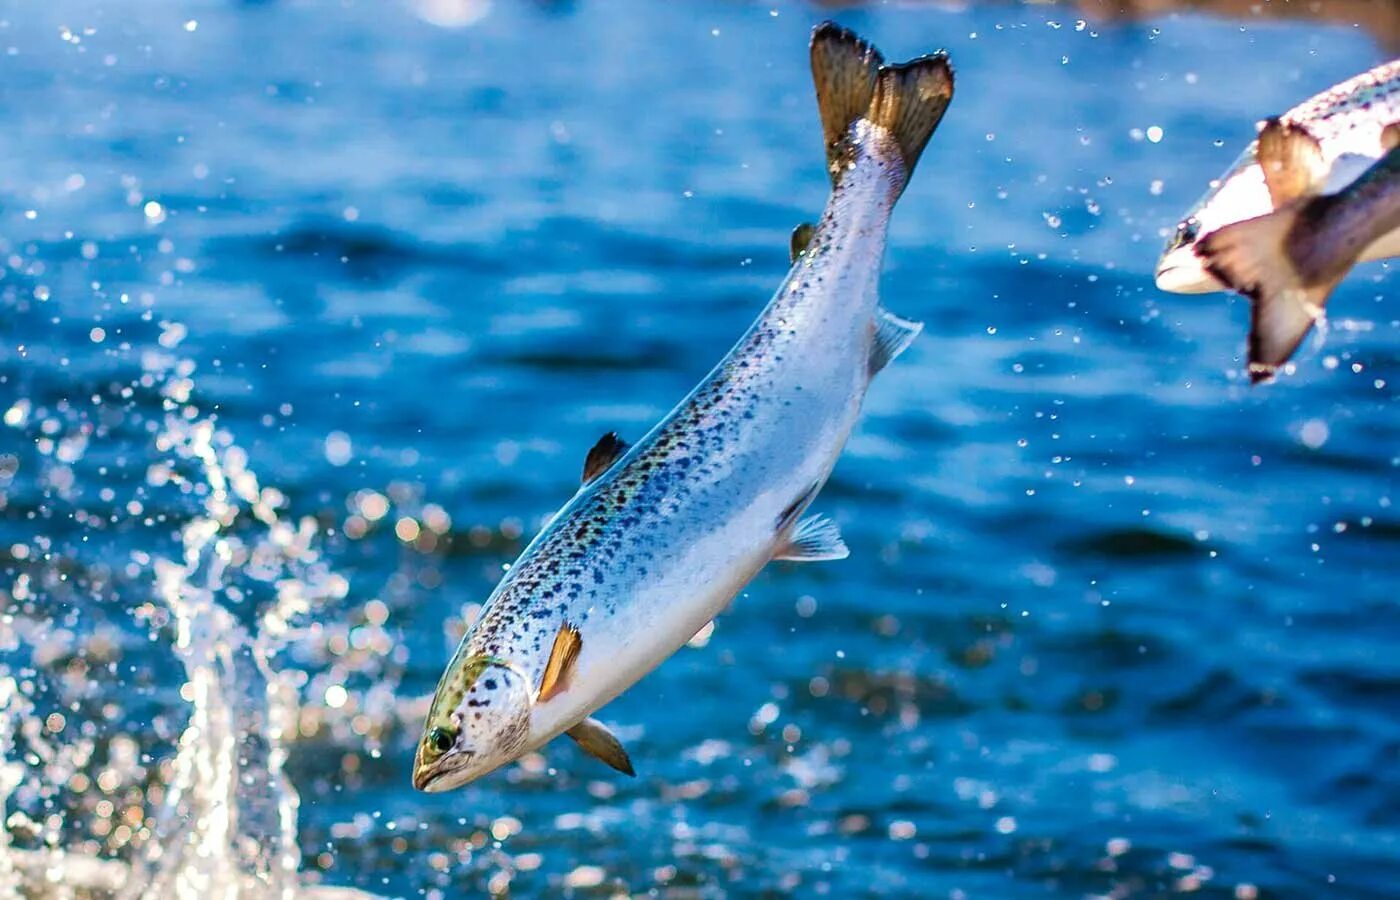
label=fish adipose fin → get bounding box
[870,308,923,375]
[1256,117,1327,208]
[537,623,583,702]
[567,718,635,776]
[582,432,629,484]
[775,514,850,562]
[790,222,816,263]
[811,21,953,192]
[1196,209,1339,383]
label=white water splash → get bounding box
[1,330,376,899]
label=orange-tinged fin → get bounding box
[790,222,816,263]
[810,22,953,192]
[581,432,629,484]
[1256,117,1327,208]
[537,623,582,702]
[1196,208,1340,383]
[811,22,883,185]
[867,54,953,186]
[567,718,635,776]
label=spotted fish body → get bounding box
[1156,59,1400,294]
[412,23,954,792]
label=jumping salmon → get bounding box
[412,22,953,792]
[1197,135,1400,382]
[1155,59,1400,294]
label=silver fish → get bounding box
[1155,58,1400,294]
[412,22,953,792]
[1198,137,1400,382]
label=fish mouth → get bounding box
[1154,246,1224,294]
[412,757,478,793]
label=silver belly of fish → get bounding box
[412,22,953,792]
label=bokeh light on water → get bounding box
[0,1,1396,897]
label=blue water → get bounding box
[2,1,1397,897]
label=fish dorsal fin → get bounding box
[870,308,923,376]
[867,55,953,186]
[537,623,582,703]
[790,222,816,263]
[1383,122,1400,151]
[582,432,629,484]
[566,717,635,776]
[775,513,849,562]
[811,22,883,185]
[1256,117,1327,207]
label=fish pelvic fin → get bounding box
[870,308,923,376]
[1257,117,1327,208]
[775,514,849,563]
[810,22,953,193]
[567,718,635,776]
[1196,207,1341,384]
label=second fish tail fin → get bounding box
[810,21,953,194]
[1196,206,1344,383]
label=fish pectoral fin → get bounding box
[1196,208,1337,384]
[1383,122,1400,152]
[869,308,923,376]
[582,432,630,484]
[790,222,817,263]
[537,623,583,703]
[1256,117,1327,207]
[567,718,635,777]
[775,514,849,562]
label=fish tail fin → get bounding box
[1197,208,1343,383]
[810,21,953,192]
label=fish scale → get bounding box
[413,23,954,792]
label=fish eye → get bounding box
[1172,217,1201,249]
[429,726,456,753]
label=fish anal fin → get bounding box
[582,432,629,484]
[811,22,883,185]
[537,623,582,703]
[567,717,635,776]
[775,514,849,562]
[870,308,923,375]
[790,222,817,263]
[1257,117,1327,207]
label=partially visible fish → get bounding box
[1198,135,1400,382]
[1155,59,1400,294]
[411,23,953,793]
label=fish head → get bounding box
[412,652,533,792]
[1155,144,1271,294]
